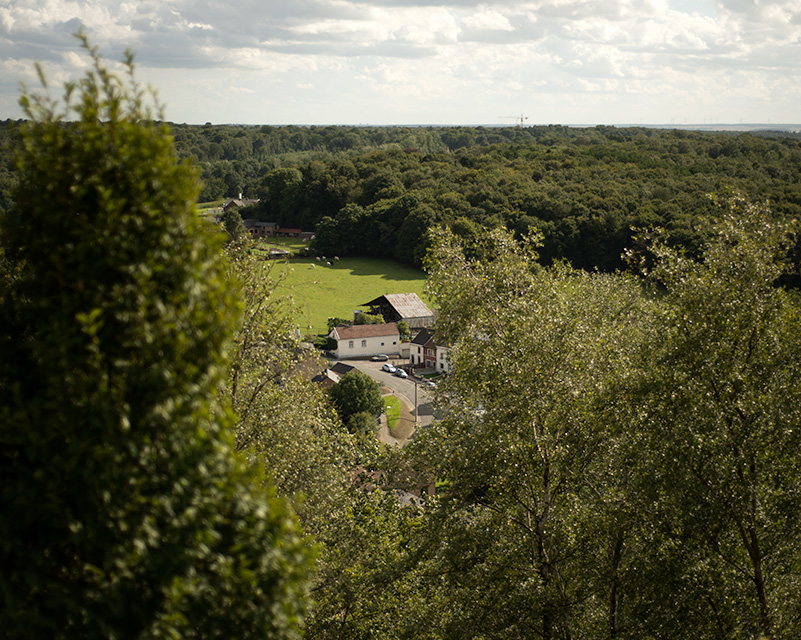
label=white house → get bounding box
[329,323,400,359]
[410,328,452,374]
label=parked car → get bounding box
[425,380,437,388]
[371,354,389,361]
[394,369,408,379]
[382,363,397,373]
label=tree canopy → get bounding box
[5,120,801,272]
[0,39,312,639]
[329,371,384,423]
[389,200,801,640]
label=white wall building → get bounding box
[329,323,400,359]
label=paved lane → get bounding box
[335,358,435,428]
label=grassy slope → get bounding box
[271,257,429,336]
[383,396,401,430]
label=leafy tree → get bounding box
[354,312,385,325]
[221,206,248,243]
[303,487,426,640]
[417,227,654,639]
[223,244,356,523]
[330,371,383,423]
[327,316,352,332]
[259,166,303,222]
[346,410,379,435]
[627,197,801,639]
[396,320,411,341]
[0,39,312,639]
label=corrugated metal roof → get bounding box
[363,293,433,319]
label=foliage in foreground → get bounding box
[0,41,312,639]
[397,201,801,640]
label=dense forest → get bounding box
[3,119,801,273]
[3,51,801,639]
[180,122,801,273]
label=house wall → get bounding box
[411,343,452,373]
[405,315,434,329]
[334,334,400,359]
[436,346,452,373]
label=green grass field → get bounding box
[254,236,308,253]
[383,396,401,430]
[269,257,430,336]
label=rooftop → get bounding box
[362,293,433,319]
[332,323,399,340]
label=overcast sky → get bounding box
[1,0,800,126]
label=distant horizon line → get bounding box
[181,121,801,133]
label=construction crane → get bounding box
[499,114,529,127]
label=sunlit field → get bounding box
[268,257,429,336]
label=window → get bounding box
[348,340,354,349]
[361,340,367,347]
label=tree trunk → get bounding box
[608,532,624,637]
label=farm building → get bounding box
[223,197,260,211]
[361,293,435,329]
[242,219,277,238]
[329,323,401,359]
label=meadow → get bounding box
[267,256,430,336]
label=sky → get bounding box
[1,0,800,126]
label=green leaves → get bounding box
[1,40,312,639]
[419,227,654,638]
[330,371,384,423]
[413,205,801,638]
[631,198,801,638]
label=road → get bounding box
[336,358,436,428]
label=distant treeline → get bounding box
[4,120,801,272]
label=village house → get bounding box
[361,293,435,330]
[242,219,277,238]
[275,227,303,238]
[410,328,452,374]
[310,362,357,389]
[223,196,260,212]
[329,323,401,359]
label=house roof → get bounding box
[332,323,399,340]
[294,353,327,381]
[411,328,451,348]
[243,220,276,228]
[330,362,356,377]
[224,198,260,209]
[362,293,433,319]
[311,371,337,388]
[411,328,434,346]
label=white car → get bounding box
[394,369,408,379]
[382,363,397,373]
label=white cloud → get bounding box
[461,10,515,31]
[0,0,799,124]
